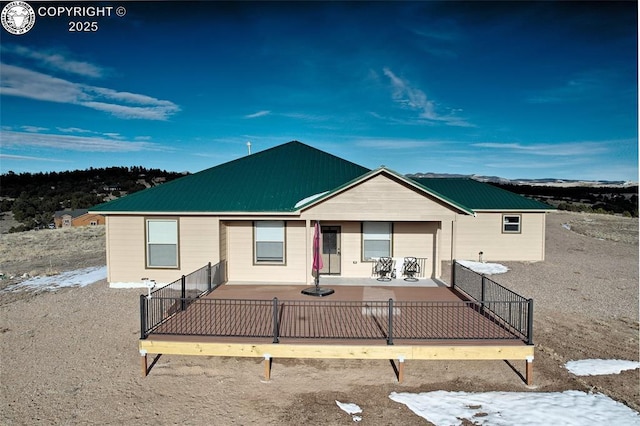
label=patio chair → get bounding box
[401,257,421,281]
[375,257,394,281]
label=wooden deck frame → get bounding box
[139,284,534,385]
[139,339,534,385]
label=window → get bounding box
[362,222,392,260]
[255,221,285,263]
[503,215,521,233]
[90,221,97,226]
[146,219,179,268]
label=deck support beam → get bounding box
[398,356,405,383]
[139,340,534,384]
[264,354,271,381]
[526,355,534,386]
[140,349,148,377]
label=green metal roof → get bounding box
[91,141,552,214]
[412,178,553,210]
[91,141,370,213]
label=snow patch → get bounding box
[389,390,639,426]
[566,359,640,376]
[457,260,508,275]
[2,266,107,293]
[336,400,362,422]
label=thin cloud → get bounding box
[244,110,271,118]
[1,130,167,152]
[2,45,104,78]
[355,137,440,149]
[382,68,471,127]
[0,153,68,162]
[472,141,614,156]
[0,64,180,121]
[57,127,92,133]
[526,71,610,104]
[21,125,49,133]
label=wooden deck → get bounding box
[139,283,534,384]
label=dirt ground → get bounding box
[0,211,638,425]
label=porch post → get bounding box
[207,262,212,292]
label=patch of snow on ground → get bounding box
[2,266,107,293]
[389,390,639,426]
[566,359,640,376]
[336,400,362,422]
[457,260,509,275]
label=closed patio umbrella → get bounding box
[302,221,334,296]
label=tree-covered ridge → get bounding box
[0,166,187,232]
[488,183,638,217]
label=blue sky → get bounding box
[1,1,637,181]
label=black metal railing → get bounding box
[451,261,533,344]
[140,261,226,338]
[141,297,530,343]
[140,260,532,344]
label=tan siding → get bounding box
[302,174,457,221]
[106,216,145,283]
[454,212,546,261]
[179,217,219,273]
[393,222,438,278]
[219,222,228,262]
[106,215,220,285]
[227,221,307,283]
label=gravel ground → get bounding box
[0,212,638,425]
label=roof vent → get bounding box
[247,141,252,155]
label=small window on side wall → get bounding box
[503,215,521,233]
[255,221,285,263]
[146,219,179,268]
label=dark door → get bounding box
[320,226,341,275]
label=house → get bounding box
[90,141,552,286]
[54,209,105,228]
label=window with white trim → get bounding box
[362,222,392,260]
[255,221,285,263]
[146,219,179,268]
[502,215,521,233]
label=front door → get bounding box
[320,226,341,275]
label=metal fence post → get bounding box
[527,298,534,345]
[272,298,280,343]
[451,260,456,290]
[387,299,394,345]
[140,295,147,339]
[480,275,487,313]
[181,275,186,311]
[207,262,212,292]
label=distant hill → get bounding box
[408,172,636,188]
[408,173,638,217]
[0,167,188,232]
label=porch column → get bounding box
[305,219,312,285]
